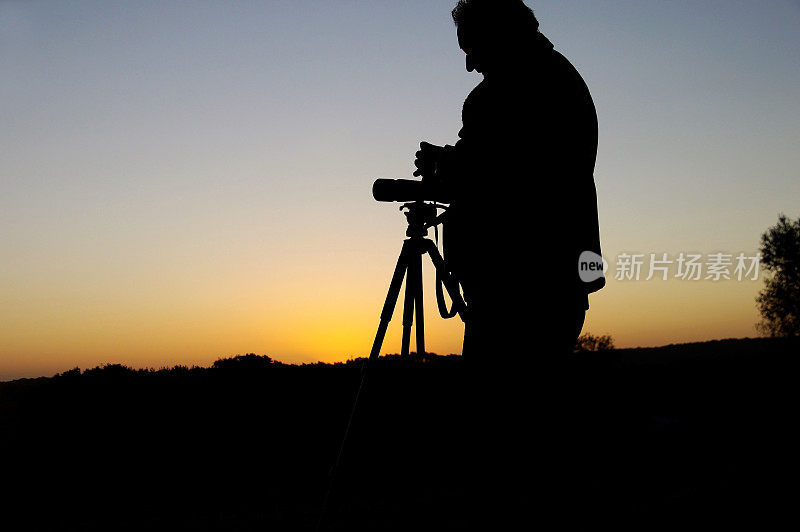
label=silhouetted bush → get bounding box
[56,367,81,378]
[212,353,275,371]
[82,363,136,377]
[575,332,615,351]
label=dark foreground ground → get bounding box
[1,337,798,531]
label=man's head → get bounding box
[452,0,540,73]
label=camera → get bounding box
[372,178,450,203]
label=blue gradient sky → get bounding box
[2,1,799,379]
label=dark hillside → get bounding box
[1,339,797,530]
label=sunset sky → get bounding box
[2,1,799,380]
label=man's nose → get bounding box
[466,54,475,72]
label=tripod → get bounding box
[317,200,468,530]
[369,200,468,359]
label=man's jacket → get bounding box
[435,36,605,311]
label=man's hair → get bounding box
[452,0,539,34]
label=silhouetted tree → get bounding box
[212,353,274,371]
[756,214,800,337]
[575,333,615,352]
[83,363,135,376]
[56,367,82,378]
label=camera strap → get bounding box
[435,269,461,319]
[432,211,463,320]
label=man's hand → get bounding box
[413,141,445,179]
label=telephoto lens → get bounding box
[372,178,449,203]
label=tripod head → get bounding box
[400,201,446,239]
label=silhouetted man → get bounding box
[413,0,605,526]
[415,0,604,366]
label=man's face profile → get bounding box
[457,25,486,74]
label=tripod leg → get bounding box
[401,265,415,357]
[368,241,411,361]
[411,242,425,356]
[316,242,410,532]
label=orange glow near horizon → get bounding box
[1,251,764,380]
